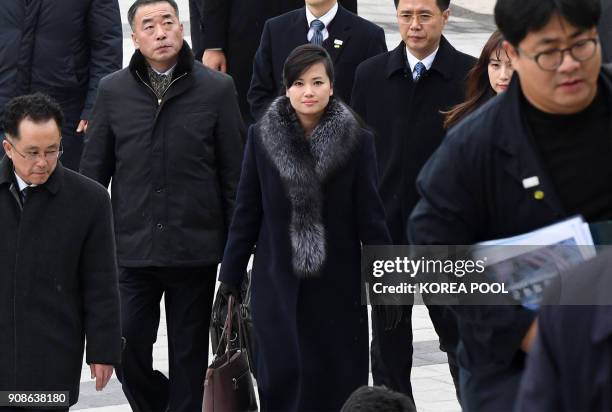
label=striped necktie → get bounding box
[310,19,325,46]
[414,62,427,81]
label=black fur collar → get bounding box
[257,97,361,277]
[129,41,194,85]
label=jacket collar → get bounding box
[493,67,612,217]
[129,41,195,84]
[385,35,456,80]
[0,155,63,195]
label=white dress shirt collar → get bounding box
[306,2,338,42]
[406,47,439,79]
[151,64,176,77]
[14,172,36,191]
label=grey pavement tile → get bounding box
[72,379,128,410]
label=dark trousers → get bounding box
[459,364,522,412]
[371,303,461,402]
[116,266,216,412]
[55,92,85,172]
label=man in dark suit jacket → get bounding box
[351,0,475,402]
[248,0,386,120]
[80,1,244,411]
[0,93,121,410]
[202,0,358,125]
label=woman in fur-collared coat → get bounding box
[218,44,391,412]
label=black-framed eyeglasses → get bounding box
[5,138,63,162]
[518,38,599,71]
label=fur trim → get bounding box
[258,97,360,278]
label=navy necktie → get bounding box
[310,19,325,46]
[20,186,31,205]
[414,62,427,81]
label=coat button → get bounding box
[157,223,164,230]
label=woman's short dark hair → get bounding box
[2,93,64,139]
[282,44,335,91]
[495,0,601,47]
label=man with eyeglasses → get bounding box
[351,0,475,402]
[409,0,611,410]
[0,93,121,411]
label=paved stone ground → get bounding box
[74,0,496,410]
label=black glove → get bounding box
[218,282,242,303]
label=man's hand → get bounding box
[521,319,538,353]
[90,364,114,391]
[202,49,227,73]
[77,120,89,133]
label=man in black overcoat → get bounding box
[409,0,610,409]
[247,0,385,121]
[202,0,361,124]
[351,0,475,401]
[0,0,122,171]
[0,93,121,411]
[80,1,244,411]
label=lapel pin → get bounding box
[534,190,545,200]
[522,176,540,189]
[333,39,343,48]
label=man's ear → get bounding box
[503,40,519,62]
[442,8,450,25]
[131,32,140,49]
[2,139,12,159]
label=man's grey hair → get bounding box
[128,0,179,30]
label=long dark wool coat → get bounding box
[0,158,121,406]
[219,97,391,411]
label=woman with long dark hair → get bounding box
[444,30,514,128]
[217,44,391,411]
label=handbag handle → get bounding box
[214,295,246,365]
[228,296,246,354]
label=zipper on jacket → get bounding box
[135,71,187,107]
[135,71,161,105]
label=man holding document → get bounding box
[409,0,612,410]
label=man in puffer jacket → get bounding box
[0,0,122,171]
